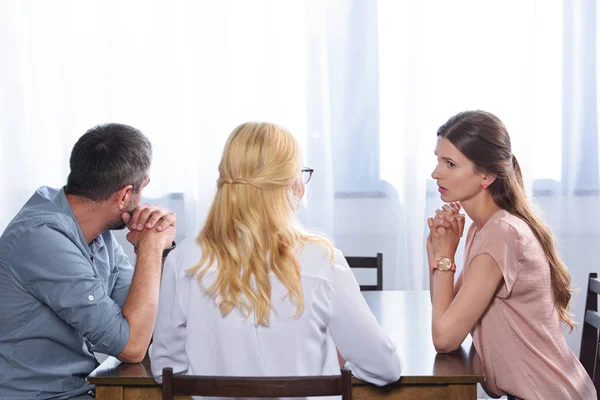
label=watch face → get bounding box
[437,258,452,271]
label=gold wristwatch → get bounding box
[432,257,456,272]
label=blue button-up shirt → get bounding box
[0,187,133,399]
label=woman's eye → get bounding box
[447,161,456,168]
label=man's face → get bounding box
[107,177,149,231]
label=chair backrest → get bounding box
[581,272,600,395]
[161,368,352,400]
[345,253,383,291]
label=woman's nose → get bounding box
[431,164,440,180]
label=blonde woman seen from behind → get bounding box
[150,122,402,395]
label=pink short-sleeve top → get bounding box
[463,209,596,399]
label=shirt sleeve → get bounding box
[9,224,130,357]
[108,233,134,308]
[328,249,402,386]
[149,251,189,383]
[470,220,521,297]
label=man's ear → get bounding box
[113,185,134,211]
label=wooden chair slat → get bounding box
[591,277,600,296]
[580,272,600,399]
[162,368,353,399]
[586,310,600,330]
[346,253,383,291]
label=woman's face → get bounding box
[431,137,487,203]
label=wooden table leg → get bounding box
[449,384,476,400]
[95,386,124,400]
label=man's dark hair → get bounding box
[65,123,152,201]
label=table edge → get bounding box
[87,374,485,386]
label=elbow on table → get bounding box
[117,343,146,364]
[374,348,403,385]
[385,356,403,385]
[432,327,461,354]
[433,340,460,354]
[346,348,402,386]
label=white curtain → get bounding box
[374,0,564,290]
[0,0,330,240]
[1,1,599,353]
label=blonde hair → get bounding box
[188,122,333,326]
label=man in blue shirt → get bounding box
[0,123,176,399]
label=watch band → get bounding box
[162,241,176,258]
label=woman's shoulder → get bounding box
[166,237,348,279]
[468,210,525,257]
[164,237,204,274]
[480,210,526,240]
[473,209,550,262]
[297,241,348,275]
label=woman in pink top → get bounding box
[425,110,596,399]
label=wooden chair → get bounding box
[161,368,352,400]
[345,253,383,291]
[580,272,600,397]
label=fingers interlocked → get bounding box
[124,204,177,232]
[431,202,465,237]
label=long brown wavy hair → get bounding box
[438,110,576,331]
[188,122,333,326]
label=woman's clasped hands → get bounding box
[427,202,465,261]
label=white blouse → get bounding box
[149,238,402,391]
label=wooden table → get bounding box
[88,290,484,399]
